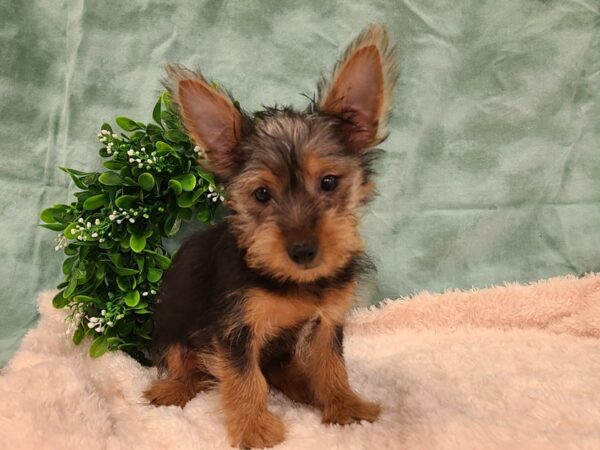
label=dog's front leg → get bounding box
[217,327,286,448]
[306,319,381,425]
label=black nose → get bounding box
[287,242,318,265]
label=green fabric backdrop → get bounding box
[1,0,599,367]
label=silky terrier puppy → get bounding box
[144,24,398,448]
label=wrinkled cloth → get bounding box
[1,274,599,449]
[0,1,599,366]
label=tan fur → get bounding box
[317,24,398,150]
[244,285,355,341]
[232,208,363,284]
[143,344,213,407]
[209,344,286,448]
[244,285,379,425]
[150,25,394,447]
[264,358,314,405]
[164,64,244,177]
[306,318,381,424]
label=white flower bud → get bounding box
[129,218,135,223]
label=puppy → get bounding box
[145,24,397,448]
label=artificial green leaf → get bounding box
[145,250,171,270]
[99,239,113,250]
[95,262,106,279]
[103,161,126,170]
[83,194,108,211]
[138,173,155,191]
[176,192,194,208]
[101,123,113,132]
[64,222,78,239]
[64,245,78,256]
[62,256,78,275]
[134,254,145,272]
[164,212,182,236]
[155,141,173,155]
[152,97,162,124]
[146,123,162,135]
[89,336,109,358]
[129,130,145,141]
[59,167,88,190]
[197,207,211,222]
[125,290,140,307]
[108,253,123,267]
[155,254,171,270]
[52,291,68,308]
[113,267,139,276]
[115,195,137,209]
[130,234,146,253]
[168,179,182,195]
[40,223,66,231]
[147,267,163,283]
[178,173,196,191]
[73,295,94,303]
[115,116,139,131]
[73,327,85,345]
[82,174,98,187]
[63,275,78,298]
[40,207,60,223]
[116,277,127,292]
[164,129,187,143]
[99,171,123,186]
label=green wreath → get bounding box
[39,91,223,364]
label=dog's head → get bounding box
[169,25,397,283]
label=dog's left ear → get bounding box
[317,24,398,152]
[165,64,246,179]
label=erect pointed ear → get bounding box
[317,24,398,152]
[165,64,246,178]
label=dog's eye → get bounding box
[254,187,271,203]
[321,175,338,192]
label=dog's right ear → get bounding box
[165,64,245,178]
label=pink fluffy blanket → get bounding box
[1,274,600,449]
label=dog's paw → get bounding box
[321,398,381,425]
[231,411,286,449]
[143,379,196,408]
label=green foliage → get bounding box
[39,92,224,363]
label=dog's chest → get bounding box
[243,285,354,341]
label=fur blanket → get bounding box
[1,274,600,449]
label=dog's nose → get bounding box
[287,242,318,265]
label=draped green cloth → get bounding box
[1,0,598,366]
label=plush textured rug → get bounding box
[1,274,600,450]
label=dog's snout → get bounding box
[287,242,318,265]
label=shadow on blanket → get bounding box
[1,274,599,449]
